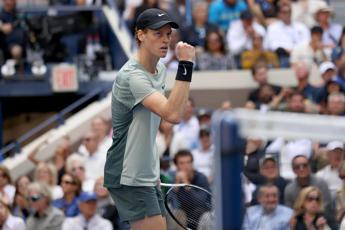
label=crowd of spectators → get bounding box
[1,0,344,77]
[0,0,112,78]
[3,93,345,229]
[123,0,345,72]
[0,117,131,230]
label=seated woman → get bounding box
[196,30,235,71]
[241,32,279,69]
[33,162,63,200]
[53,173,82,217]
[12,175,31,221]
[290,186,331,230]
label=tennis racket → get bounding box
[161,183,214,230]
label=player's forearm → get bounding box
[164,81,190,123]
[162,41,195,123]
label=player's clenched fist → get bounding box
[175,41,195,62]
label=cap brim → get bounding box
[147,21,179,30]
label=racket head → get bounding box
[163,184,213,230]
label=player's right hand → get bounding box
[175,41,195,62]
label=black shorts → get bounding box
[108,185,167,222]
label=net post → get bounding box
[213,111,244,230]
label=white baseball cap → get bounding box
[319,61,336,75]
[326,141,344,151]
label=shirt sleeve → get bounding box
[128,71,157,107]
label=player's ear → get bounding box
[137,29,146,43]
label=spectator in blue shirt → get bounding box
[208,0,247,33]
[53,173,82,217]
[242,184,293,230]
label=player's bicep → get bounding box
[142,91,168,117]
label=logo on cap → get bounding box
[158,13,165,17]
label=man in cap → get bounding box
[316,141,344,198]
[250,155,288,205]
[62,192,113,230]
[104,8,195,230]
[319,61,337,84]
[196,108,212,127]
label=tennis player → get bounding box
[104,8,195,230]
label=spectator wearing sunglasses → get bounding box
[65,154,94,192]
[290,186,331,230]
[53,173,82,217]
[26,182,64,230]
[284,155,336,229]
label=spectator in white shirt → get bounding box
[266,4,310,67]
[65,154,94,192]
[90,117,112,155]
[291,0,326,28]
[316,141,344,199]
[81,131,106,183]
[62,192,113,230]
[314,2,342,57]
[192,127,214,184]
[78,117,112,158]
[171,98,200,155]
[0,199,25,230]
[290,26,328,67]
[227,10,266,56]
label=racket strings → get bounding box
[166,186,213,230]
